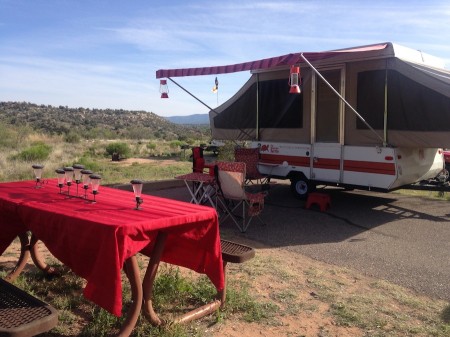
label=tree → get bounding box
[105,142,131,161]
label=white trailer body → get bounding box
[156,42,450,197]
[256,141,443,196]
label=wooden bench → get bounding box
[0,278,58,337]
[220,239,255,305]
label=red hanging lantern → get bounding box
[289,65,301,94]
[160,79,169,98]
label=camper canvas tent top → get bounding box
[156,42,450,197]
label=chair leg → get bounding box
[217,197,245,232]
[216,197,231,222]
[218,198,264,233]
[242,202,255,233]
[241,201,247,233]
[226,201,244,232]
[256,214,265,225]
[241,201,265,233]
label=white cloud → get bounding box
[1,0,449,116]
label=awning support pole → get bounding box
[256,73,260,141]
[383,67,388,145]
[168,77,216,112]
[167,77,254,140]
[300,53,386,146]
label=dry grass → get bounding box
[2,240,450,337]
[0,135,195,184]
[1,132,450,336]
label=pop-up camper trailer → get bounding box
[156,42,450,198]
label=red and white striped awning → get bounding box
[155,43,389,79]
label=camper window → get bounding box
[357,69,450,132]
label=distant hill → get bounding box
[165,114,209,125]
[0,101,209,140]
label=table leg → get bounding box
[171,260,224,325]
[117,256,143,337]
[141,231,224,326]
[142,231,167,326]
[173,294,222,324]
[169,257,224,325]
[5,232,31,282]
[30,234,59,276]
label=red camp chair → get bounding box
[234,147,269,185]
[192,146,205,173]
[214,161,266,232]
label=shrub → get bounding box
[105,142,131,159]
[0,123,16,148]
[217,141,235,161]
[64,131,80,143]
[14,142,52,161]
[170,140,182,149]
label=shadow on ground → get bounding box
[115,179,450,301]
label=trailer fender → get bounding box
[289,172,315,199]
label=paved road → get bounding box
[137,180,450,302]
[257,183,450,301]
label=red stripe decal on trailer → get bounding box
[259,154,396,176]
[343,160,396,175]
[260,154,310,167]
[313,158,340,170]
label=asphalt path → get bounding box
[138,180,450,302]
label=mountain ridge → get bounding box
[0,101,209,139]
[165,114,209,125]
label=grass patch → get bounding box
[225,279,279,323]
[12,142,52,161]
[3,241,450,336]
[8,254,273,337]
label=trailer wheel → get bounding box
[290,174,314,199]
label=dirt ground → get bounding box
[114,157,179,166]
[2,158,448,336]
[208,243,365,337]
[0,239,384,337]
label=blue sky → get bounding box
[1,1,449,117]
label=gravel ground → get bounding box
[138,179,450,302]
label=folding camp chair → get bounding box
[191,146,205,173]
[214,161,266,232]
[234,147,269,185]
[189,146,216,205]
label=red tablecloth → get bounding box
[0,180,224,316]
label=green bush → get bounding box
[217,141,235,161]
[0,123,17,148]
[76,156,102,173]
[169,140,182,149]
[15,142,52,161]
[64,131,80,143]
[105,142,131,158]
[147,143,157,150]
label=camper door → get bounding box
[311,67,344,183]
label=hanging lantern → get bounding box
[160,79,169,98]
[289,65,301,94]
